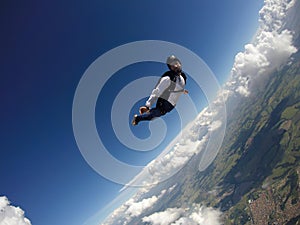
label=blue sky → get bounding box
[0,1,263,224]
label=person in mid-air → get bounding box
[132,55,188,126]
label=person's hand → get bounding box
[139,106,149,115]
[184,89,189,94]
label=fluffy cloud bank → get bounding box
[226,0,298,97]
[142,204,221,225]
[104,199,222,225]
[125,195,158,217]
[0,196,31,225]
[103,187,173,224]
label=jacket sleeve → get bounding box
[145,76,171,108]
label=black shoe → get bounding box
[132,114,139,126]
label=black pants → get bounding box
[137,99,174,122]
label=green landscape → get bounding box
[173,49,300,224]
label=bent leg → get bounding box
[136,107,164,123]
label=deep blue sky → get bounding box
[0,1,263,224]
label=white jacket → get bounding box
[146,74,186,108]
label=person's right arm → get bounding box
[145,76,171,109]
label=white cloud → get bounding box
[142,204,221,225]
[125,195,158,217]
[103,187,173,224]
[125,187,172,218]
[146,136,207,183]
[188,205,222,225]
[227,0,298,97]
[142,208,184,225]
[208,120,222,132]
[0,196,31,225]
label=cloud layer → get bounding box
[0,196,31,225]
[104,196,222,225]
[104,186,176,224]
[226,0,297,97]
[142,204,221,225]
